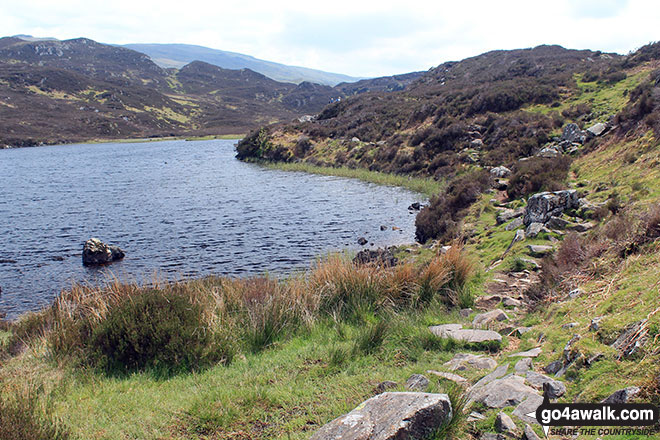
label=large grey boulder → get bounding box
[469,375,539,408]
[310,392,452,440]
[523,190,580,225]
[82,238,125,266]
[429,324,502,343]
[586,122,608,137]
[490,166,512,178]
[562,123,589,144]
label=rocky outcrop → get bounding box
[562,123,589,144]
[490,166,511,178]
[310,392,452,440]
[523,190,580,225]
[82,238,125,266]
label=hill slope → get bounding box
[123,43,363,86]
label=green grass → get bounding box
[525,67,652,120]
[1,309,479,440]
[262,161,444,198]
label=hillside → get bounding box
[123,43,363,86]
[2,41,660,440]
[0,37,421,148]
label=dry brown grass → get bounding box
[7,247,478,359]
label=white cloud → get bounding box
[1,0,659,77]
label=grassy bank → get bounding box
[262,161,444,198]
[0,248,481,439]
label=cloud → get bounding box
[1,0,659,77]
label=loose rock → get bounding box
[310,392,452,440]
[602,387,641,404]
[444,353,498,371]
[525,372,566,398]
[495,412,518,435]
[374,381,398,394]
[508,347,542,358]
[426,370,468,386]
[522,424,542,440]
[527,245,553,257]
[515,358,533,374]
[469,375,539,408]
[473,309,509,328]
[405,374,429,391]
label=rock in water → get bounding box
[310,392,452,440]
[82,238,125,266]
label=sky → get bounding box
[2,0,659,78]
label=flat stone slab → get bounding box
[427,370,468,385]
[444,353,498,371]
[310,392,452,440]
[469,374,540,408]
[508,347,542,358]
[472,363,510,389]
[527,245,553,257]
[514,358,533,374]
[430,324,502,343]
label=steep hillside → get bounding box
[123,42,362,86]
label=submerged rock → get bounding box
[310,392,452,440]
[82,238,125,266]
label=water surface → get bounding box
[0,139,421,318]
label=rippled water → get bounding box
[0,139,422,318]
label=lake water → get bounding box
[0,139,422,318]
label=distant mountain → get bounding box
[122,43,363,86]
[0,36,427,147]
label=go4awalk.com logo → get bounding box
[526,391,660,437]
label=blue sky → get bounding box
[2,0,658,77]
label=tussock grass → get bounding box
[0,247,480,439]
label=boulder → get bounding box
[505,217,524,231]
[405,374,429,391]
[562,123,589,144]
[602,387,640,404]
[525,222,546,238]
[444,353,498,371]
[82,238,125,266]
[513,395,544,426]
[514,358,533,375]
[537,145,563,158]
[473,363,510,389]
[586,122,608,137]
[523,190,580,225]
[496,208,524,225]
[473,309,509,328]
[310,392,452,440]
[545,216,570,230]
[525,372,566,398]
[522,423,542,440]
[357,237,368,246]
[543,360,563,375]
[459,308,473,318]
[353,248,398,268]
[374,381,398,394]
[527,245,553,257]
[469,375,540,408]
[495,412,518,435]
[429,324,502,344]
[490,166,512,178]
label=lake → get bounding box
[0,139,422,319]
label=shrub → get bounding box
[415,168,492,243]
[507,156,571,199]
[90,289,228,374]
